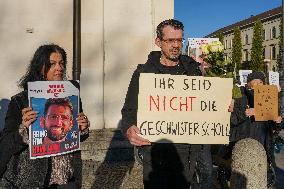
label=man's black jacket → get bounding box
[121,51,202,137]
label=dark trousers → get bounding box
[44,182,78,189]
[195,145,213,189]
[138,144,212,189]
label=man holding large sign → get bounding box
[121,19,215,189]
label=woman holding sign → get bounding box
[226,71,282,187]
[231,72,282,145]
[0,44,90,188]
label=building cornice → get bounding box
[206,6,282,37]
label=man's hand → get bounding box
[126,125,151,146]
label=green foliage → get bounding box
[232,84,242,99]
[184,43,189,55]
[201,41,227,76]
[277,18,283,70]
[217,32,224,44]
[232,27,242,75]
[250,20,264,71]
[201,37,239,99]
[205,57,225,76]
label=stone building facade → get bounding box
[206,6,281,71]
[0,0,174,130]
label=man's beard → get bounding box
[46,128,67,141]
[163,48,181,62]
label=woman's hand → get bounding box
[245,108,255,117]
[228,99,235,112]
[274,116,282,124]
[21,107,38,128]
[77,112,89,131]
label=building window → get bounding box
[271,26,276,39]
[263,47,266,59]
[271,46,276,60]
[225,40,228,49]
[262,29,266,40]
[245,34,249,45]
[243,50,249,61]
[230,39,233,48]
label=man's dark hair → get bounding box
[156,19,184,39]
[44,98,73,117]
[19,44,67,90]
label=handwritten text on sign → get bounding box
[138,73,233,144]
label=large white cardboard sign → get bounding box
[138,73,233,144]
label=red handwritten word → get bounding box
[149,95,196,111]
[47,84,65,97]
[33,145,46,154]
[47,143,61,153]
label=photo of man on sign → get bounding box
[40,98,74,144]
[30,95,80,159]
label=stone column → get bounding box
[230,138,267,189]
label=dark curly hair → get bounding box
[44,97,73,117]
[18,44,67,90]
[156,19,184,40]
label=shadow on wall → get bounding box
[91,120,135,189]
[0,99,10,132]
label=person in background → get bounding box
[217,71,282,188]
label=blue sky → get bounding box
[175,0,282,41]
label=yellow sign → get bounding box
[254,85,278,121]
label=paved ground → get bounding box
[72,129,284,189]
[272,148,284,189]
[1,129,284,189]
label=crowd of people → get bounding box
[0,18,283,189]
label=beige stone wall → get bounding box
[103,0,174,128]
[0,0,73,97]
[0,0,173,129]
[80,0,104,129]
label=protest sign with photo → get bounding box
[138,73,233,144]
[254,85,278,121]
[268,71,279,86]
[28,80,80,159]
[188,38,219,59]
[239,70,252,86]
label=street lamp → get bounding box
[264,59,271,75]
